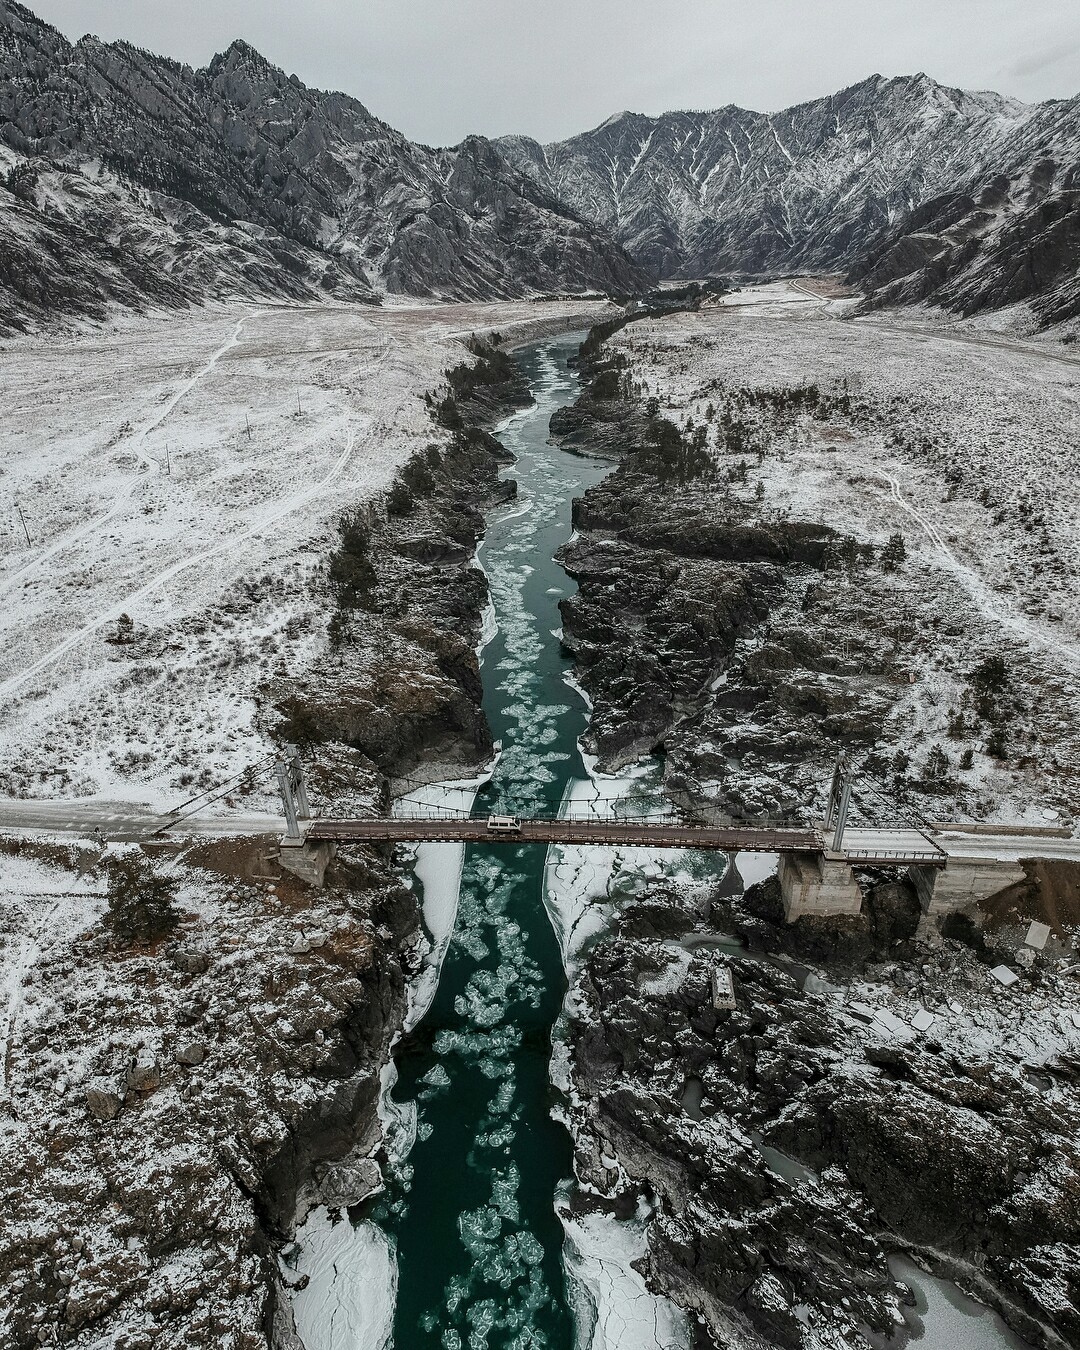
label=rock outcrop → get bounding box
[567,881,1080,1350]
[0,0,645,332]
[554,368,909,821]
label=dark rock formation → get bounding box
[567,887,1080,1349]
[272,338,530,782]
[0,0,645,331]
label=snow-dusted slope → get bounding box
[498,75,1038,278]
[851,94,1080,328]
[0,0,644,328]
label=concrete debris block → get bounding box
[873,1009,910,1038]
[307,930,328,949]
[126,1047,161,1093]
[175,1042,207,1066]
[1070,1011,1080,1031]
[86,1083,123,1121]
[847,1002,877,1024]
[710,965,737,1010]
[911,1009,936,1033]
[290,937,312,955]
[1024,921,1051,951]
[990,965,1020,988]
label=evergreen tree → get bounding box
[104,855,179,948]
[880,533,907,572]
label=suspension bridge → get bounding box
[0,748,1074,925]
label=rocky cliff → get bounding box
[556,322,1080,1350]
[0,0,645,331]
[0,334,533,1349]
[849,95,1080,328]
[567,876,1080,1350]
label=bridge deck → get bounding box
[305,818,822,852]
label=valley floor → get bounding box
[0,297,611,811]
[609,281,1080,826]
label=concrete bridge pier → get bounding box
[779,851,863,922]
[908,857,1026,940]
[279,837,336,888]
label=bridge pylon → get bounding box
[824,755,853,854]
[276,744,310,844]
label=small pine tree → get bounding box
[386,481,415,517]
[104,855,179,948]
[959,748,974,770]
[986,728,1008,760]
[923,744,950,782]
[880,533,907,572]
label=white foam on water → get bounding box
[289,1208,396,1350]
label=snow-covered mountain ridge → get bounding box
[0,0,644,329]
[496,73,1080,326]
[1,0,1078,328]
[497,75,1066,275]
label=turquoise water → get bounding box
[376,337,610,1349]
[357,336,1033,1350]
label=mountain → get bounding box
[849,94,1080,327]
[1,0,1078,333]
[0,0,644,331]
[497,75,1037,280]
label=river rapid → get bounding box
[290,336,1032,1350]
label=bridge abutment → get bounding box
[279,838,336,888]
[908,858,1026,939]
[779,852,862,922]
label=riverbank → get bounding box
[552,305,1080,1350]
[0,306,616,1350]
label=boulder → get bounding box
[126,1048,161,1093]
[86,1083,123,1121]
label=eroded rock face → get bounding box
[0,1,645,332]
[556,448,905,820]
[0,841,421,1350]
[566,888,1080,1350]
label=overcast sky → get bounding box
[28,0,1080,145]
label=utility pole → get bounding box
[15,501,30,547]
[165,443,171,477]
[296,389,302,416]
[246,415,251,440]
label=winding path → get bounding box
[0,419,359,705]
[0,312,257,598]
[872,468,1080,665]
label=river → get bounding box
[291,335,1034,1350]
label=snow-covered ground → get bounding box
[608,284,1080,825]
[0,298,611,816]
